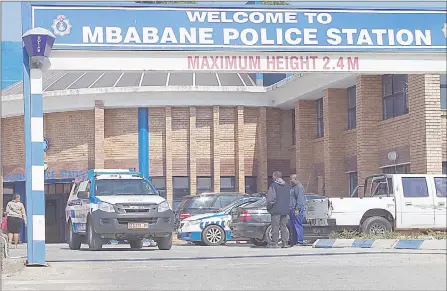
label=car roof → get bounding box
[182,192,246,199]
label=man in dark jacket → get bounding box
[266,171,291,248]
[289,174,306,245]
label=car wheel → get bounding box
[201,225,225,246]
[157,233,173,250]
[361,216,392,235]
[129,239,144,249]
[250,238,267,247]
[87,217,103,251]
[67,220,82,250]
[264,224,289,245]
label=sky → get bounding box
[2,1,446,41]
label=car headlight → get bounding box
[188,220,200,226]
[158,201,171,212]
[98,201,116,213]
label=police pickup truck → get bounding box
[65,169,174,251]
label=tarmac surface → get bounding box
[1,243,446,290]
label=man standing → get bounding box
[289,174,306,245]
[266,171,291,248]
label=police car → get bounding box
[65,169,175,251]
[177,196,261,246]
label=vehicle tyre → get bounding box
[264,224,290,245]
[87,217,103,251]
[201,225,225,246]
[361,216,392,235]
[250,238,267,247]
[67,220,82,250]
[157,233,173,250]
[129,239,144,249]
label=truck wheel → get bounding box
[264,225,289,245]
[250,238,267,247]
[67,220,82,250]
[87,217,103,251]
[201,225,225,246]
[157,233,173,250]
[361,216,392,235]
[129,239,144,249]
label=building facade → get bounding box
[1,72,446,242]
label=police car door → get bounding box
[75,180,91,233]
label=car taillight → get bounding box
[239,210,253,221]
[179,211,192,220]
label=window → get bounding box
[292,109,296,145]
[213,195,243,209]
[382,164,411,174]
[434,177,446,198]
[348,172,358,196]
[402,177,429,198]
[95,179,156,195]
[443,162,447,175]
[173,177,190,211]
[441,74,447,110]
[220,177,235,192]
[197,177,212,194]
[151,177,166,198]
[347,86,356,129]
[245,176,257,194]
[382,74,408,120]
[316,98,324,137]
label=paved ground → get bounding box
[2,243,446,290]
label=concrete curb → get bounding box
[313,239,447,250]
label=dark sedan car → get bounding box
[229,194,336,246]
[174,192,246,228]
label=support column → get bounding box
[94,100,105,169]
[356,75,382,188]
[408,74,443,173]
[295,100,317,192]
[165,107,173,206]
[25,67,46,265]
[235,106,245,193]
[256,107,268,192]
[212,106,221,192]
[138,107,149,180]
[189,107,197,194]
[323,88,349,197]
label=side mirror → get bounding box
[77,191,89,199]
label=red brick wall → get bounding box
[149,107,166,177]
[195,107,213,176]
[2,116,25,175]
[104,108,138,170]
[171,107,190,176]
[243,107,258,176]
[267,108,291,175]
[219,107,236,176]
[378,115,410,167]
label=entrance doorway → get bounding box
[45,193,69,243]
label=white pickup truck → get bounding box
[329,174,446,234]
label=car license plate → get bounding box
[128,223,149,229]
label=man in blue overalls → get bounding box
[289,174,306,246]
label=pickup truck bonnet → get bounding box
[96,195,166,205]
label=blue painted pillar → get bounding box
[138,107,149,180]
[27,67,46,265]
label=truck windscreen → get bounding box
[95,179,156,195]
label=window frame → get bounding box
[172,176,191,211]
[401,177,429,198]
[151,176,166,198]
[197,176,213,194]
[382,164,411,174]
[347,85,356,130]
[245,176,257,194]
[220,176,236,192]
[441,74,447,110]
[382,74,409,120]
[316,98,324,138]
[348,172,358,196]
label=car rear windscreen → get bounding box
[185,196,215,208]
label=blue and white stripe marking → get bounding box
[29,68,46,264]
[313,239,447,250]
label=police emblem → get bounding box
[51,15,72,37]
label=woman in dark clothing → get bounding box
[6,194,27,249]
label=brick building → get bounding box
[1,72,446,241]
